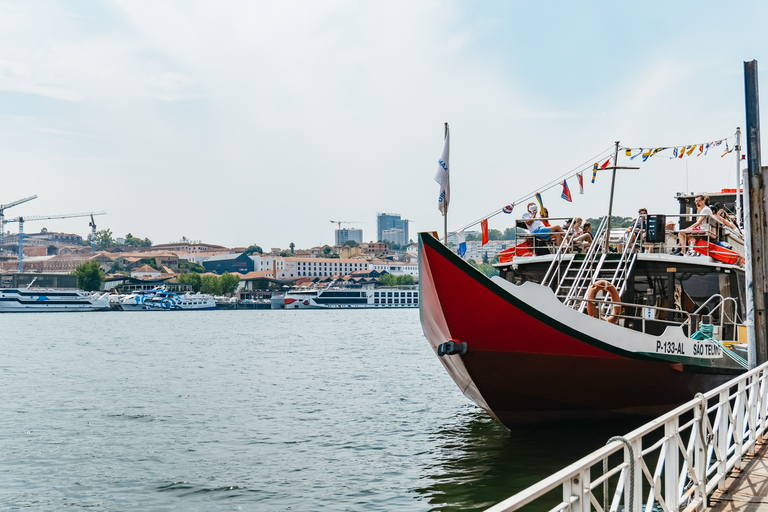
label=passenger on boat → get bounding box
[620,208,647,252]
[715,209,741,235]
[522,203,565,245]
[539,207,552,227]
[572,221,593,251]
[673,195,712,255]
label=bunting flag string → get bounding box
[455,132,736,238]
[621,134,736,163]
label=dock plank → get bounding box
[708,441,768,511]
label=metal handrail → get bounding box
[562,216,608,307]
[485,361,768,512]
[542,222,578,288]
[574,296,692,327]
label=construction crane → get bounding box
[330,220,366,229]
[0,195,37,245]
[89,214,97,250]
[6,211,106,273]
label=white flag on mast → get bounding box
[434,124,450,215]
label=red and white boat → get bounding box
[419,191,748,427]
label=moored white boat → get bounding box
[119,287,215,311]
[0,287,111,312]
[272,286,419,309]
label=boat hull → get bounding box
[418,232,741,426]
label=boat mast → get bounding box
[603,141,621,250]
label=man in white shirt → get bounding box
[522,203,564,245]
[674,195,712,255]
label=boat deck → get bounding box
[708,440,768,511]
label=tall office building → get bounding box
[381,228,406,245]
[376,213,409,243]
[335,228,363,246]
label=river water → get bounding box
[1,310,645,511]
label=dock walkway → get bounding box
[709,439,768,511]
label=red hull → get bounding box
[418,233,739,426]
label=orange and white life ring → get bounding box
[586,280,621,324]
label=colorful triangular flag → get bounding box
[456,230,466,258]
[481,218,489,246]
[535,193,544,211]
[577,172,584,194]
[561,180,572,202]
[592,163,598,183]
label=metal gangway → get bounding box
[485,361,768,512]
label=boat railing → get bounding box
[484,361,768,512]
[683,295,742,343]
[509,212,743,261]
[561,216,609,307]
[572,296,691,332]
[541,218,579,288]
[572,295,743,344]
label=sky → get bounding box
[1,0,767,250]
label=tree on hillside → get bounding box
[219,272,240,295]
[73,261,105,291]
[476,263,499,278]
[289,242,295,255]
[200,274,221,295]
[378,273,396,286]
[344,240,359,247]
[245,245,263,256]
[138,258,158,270]
[178,261,206,273]
[89,229,118,249]
[123,233,152,247]
[177,272,202,292]
[378,273,415,286]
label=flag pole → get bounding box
[443,122,449,244]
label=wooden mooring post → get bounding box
[744,59,768,366]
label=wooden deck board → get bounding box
[708,441,768,511]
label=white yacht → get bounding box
[0,287,111,312]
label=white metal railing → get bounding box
[485,361,768,512]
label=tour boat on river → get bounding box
[419,190,748,427]
[0,287,111,312]
[119,287,215,311]
[272,286,418,309]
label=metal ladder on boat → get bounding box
[557,216,641,313]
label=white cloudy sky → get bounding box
[1,0,766,249]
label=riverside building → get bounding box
[282,257,370,278]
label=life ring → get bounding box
[586,280,621,324]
